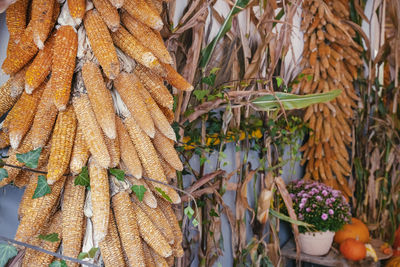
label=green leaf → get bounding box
[49,260,67,267]
[0,244,17,267]
[193,90,209,101]
[32,175,51,199]
[0,159,5,168]
[201,73,216,86]
[77,252,88,260]
[251,90,341,111]
[110,168,125,181]
[74,166,89,187]
[276,77,283,87]
[131,185,147,202]
[16,147,42,168]
[77,247,98,260]
[0,169,8,182]
[38,233,59,242]
[209,209,219,217]
[192,218,199,227]
[199,0,250,69]
[184,206,195,219]
[155,187,172,202]
[269,209,314,228]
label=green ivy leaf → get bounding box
[276,77,283,87]
[192,218,199,227]
[38,233,59,242]
[131,185,147,202]
[88,247,98,258]
[209,209,219,217]
[109,168,125,181]
[74,166,89,187]
[77,252,88,260]
[184,206,194,219]
[155,187,172,202]
[193,90,209,101]
[32,175,51,199]
[201,73,216,86]
[0,243,17,267]
[16,147,42,168]
[49,260,67,267]
[0,169,8,182]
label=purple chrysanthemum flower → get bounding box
[321,213,328,220]
[329,209,334,215]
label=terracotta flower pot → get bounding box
[299,231,335,256]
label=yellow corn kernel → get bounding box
[114,72,155,137]
[18,174,38,219]
[162,63,194,91]
[62,175,86,267]
[149,246,169,267]
[122,0,163,30]
[99,211,127,267]
[72,94,111,168]
[143,241,157,267]
[52,25,78,111]
[92,0,120,32]
[153,129,183,171]
[47,106,77,185]
[121,11,172,64]
[112,191,146,267]
[116,116,142,178]
[145,0,162,14]
[70,123,90,175]
[30,80,59,149]
[6,0,29,42]
[89,159,110,243]
[30,0,55,49]
[68,0,86,20]
[21,235,42,265]
[157,151,177,180]
[84,10,120,79]
[0,130,9,149]
[126,176,157,208]
[0,67,26,118]
[104,133,120,168]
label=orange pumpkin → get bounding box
[340,238,367,261]
[334,218,370,244]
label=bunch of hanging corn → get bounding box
[293,0,362,197]
[0,0,191,265]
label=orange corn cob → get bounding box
[62,175,86,267]
[70,123,90,175]
[112,191,146,267]
[68,0,86,21]
[6,0,29,42]
[122,0,163,30]
[116,117,142,178]
[162,63,194,91]
[5,83,44,149]
[126,176,157,208]
[160,106,174,124]
[149,247,169,266]
[84,10,120,79]
[149,0,163,14]
[124,116,180,204]
[121,11,172,64]
[72,94,111,168]
[25,34,55,93]
[153,129,183,171]
[99,211,127,267]
[0,130,10,149]
[142,242,157,267]
[109,0,124,8]
[92,0,120,32]
[104,133,120,168]
[30,0,55,49]
[114,72,155,137]
[18,174,38,218]
[0,67,26,117]
[82,62,116,139]
[89,159,110,243]
[52,25,78,111]
[47,106,77,185]
[30,80,59,149]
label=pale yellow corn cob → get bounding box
[84,10,120,79]
[137,82,176,141]
[6,0,29,42]
[122,0,163,30]
[126,175,157,208]
[112,27,163,72]
[162,63,194,91]
[150,0,163,14]
[0,68,26,118]
[68,0,86,20]
[82,61,116,138]
[109,0,123,8]
[18,174,38,219]
[0,130,10,149]
[70,123,90,175]
[158,152,177,180]
[15,175,66,243]
[21,235,42,266]
[47,106,77,185]
[123,116,181,203]
[143,241,157,267]
[89,159,110,243]
[116,117,142,178]
[6,83,44,149]
[92,0,120,32]
[112,191,146,267]
[153,129,182,171]
[30,80,59,149]
[99,211,127,267]
[134,64,173,109]
[104,133,120,168]
[30,0,55,49]
[114,72,155,137]
[25,34,55,93]
[62,175,86,267]
[52,25,78,111]
[72,94,111,168]
[132,201,172,257]
[149,247,169,267]
[121,11,172,64]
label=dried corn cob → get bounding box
[153,129,182,170]
[126,175,157,208]
[104,133,120,168]
[21,234,42,266]
[70,123,90,174]
[18,175,38,219]
[30,0,55,49]
[89,159,110,243]
[149,247,169,267]
[159,105,175,124]
[162,63,194,91]
[116,116,142,178]
[112,191,146,267]
[158,152,177,180]
[0,130,10,149]
[99,211,127,267]
[109,0,124,8]
[166,255,175,267]
[82,61,116,139]
[68,0,86,21]
[72,94,111,168]
[114,72,155,137]
[124,116,180,204]
[143,242,157,267]
[122,0,163,30]
[62,175,86,267]
[52,25,78,111]
[6,0,29,42]
[92,0,120,32]
[84,10,120,79]
[121,11,172,64]
[47,106,77,185]
[0,67,26,117]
